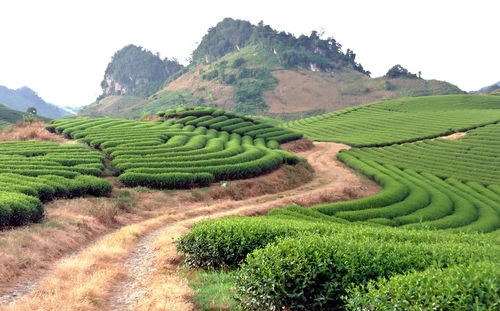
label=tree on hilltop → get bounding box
[385,64,419,79]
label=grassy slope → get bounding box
[80,44,464,120]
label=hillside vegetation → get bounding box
[80,18,464,119]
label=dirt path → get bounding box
[109,225,169,310]
[0,142,379,310]
[109,142,379,311]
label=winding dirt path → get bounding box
[0,142,379,311]
[109,142,379,311]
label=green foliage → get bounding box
[385,64,419,79]
[345,122,500,185]
[145,88,205,113]
[26,106,37,115]
[236,233,496,310]
[22,113,36,124]
[119,172,214,189]
[0,191,44,226]
[200,59,279,115]
[176,95,500,310]
[345,261,500,310]
[177,215,499,309]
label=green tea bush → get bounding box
[119,172,214,188]
[235,233,497,310]
[345,261,500,311]
[0,191,44,226]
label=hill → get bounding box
[0,86,71,119]
[0,103,50,129]
[80,18,464,120]
[98,44,183,99]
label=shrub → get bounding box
[345,261,500,311]
[0,191,44,226]
[235,233,497,310]
[119,172,214,188]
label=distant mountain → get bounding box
[60,105,81,114]
[81,18,465,120]
[473,81,500,94]
[0,86,71,118]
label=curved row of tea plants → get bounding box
[157,106,302,144]
[283,95,500,146]
[47,112,301,189]
[345,122,500,184]
[274,153,500,234]
[0,141,112,226]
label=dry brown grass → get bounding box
[0,198,109,295]
[280,138,315,153]
[2,213,176,311]
[0,187,194,299]
[0,121,69,143]
[264,70,397,115]
[204,163,313,201]
[136,225,195,311]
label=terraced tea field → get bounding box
[275,99,500,235]
[48,107,301,190]
[1,96,499,311]
[284,94,500,146]
[177,95,500,310]
[0,141,111,226]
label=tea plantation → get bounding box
[178,95,500,310]
[47,107,302,189]
[0,141,112,226]
[284,94,500,146]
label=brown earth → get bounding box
[0,141,379,310]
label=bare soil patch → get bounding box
[441,132,466,140]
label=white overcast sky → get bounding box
[0,0,498,107]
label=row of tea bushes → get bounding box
[0,141,111,226]
[284,95,500,146]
